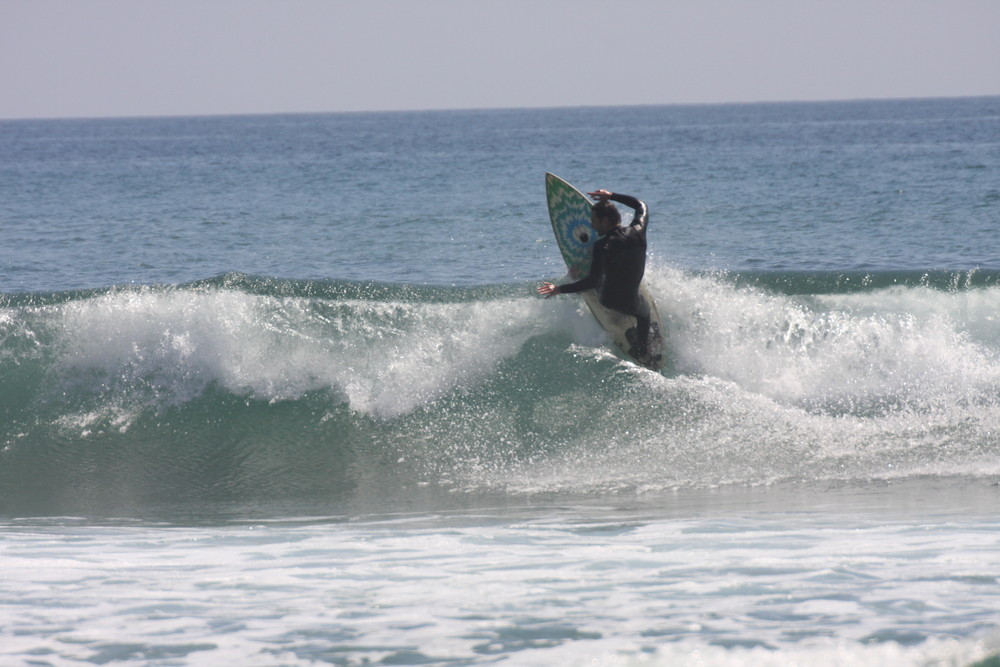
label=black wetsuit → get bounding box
[558,193,651,352]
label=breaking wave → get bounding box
[2,268,999,516]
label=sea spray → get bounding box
[660,269,1000,416]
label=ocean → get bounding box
[1,97,999,666]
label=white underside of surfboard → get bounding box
[580,283,665,369]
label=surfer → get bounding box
[537,189,652,356]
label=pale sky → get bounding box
[2,0,999,120]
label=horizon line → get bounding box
[2,93,998,123]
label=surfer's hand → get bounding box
[537,282,560,297]
[588,189,612,201]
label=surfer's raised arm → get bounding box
[589,189,648,231]
[604,192,648,232]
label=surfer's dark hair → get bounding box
[592,200,620,225]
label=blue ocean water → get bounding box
[1,97,1000,665]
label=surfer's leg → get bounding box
[625,299,651,358]
[632,313,650,357]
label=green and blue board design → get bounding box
[545,173,598,279]
[545,172,666,369]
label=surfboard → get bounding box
[545,172,666,370]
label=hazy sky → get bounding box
[3,0,999,119]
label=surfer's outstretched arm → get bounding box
[538,237,606,298]
[557,243,605,295]
[537,282,560,297]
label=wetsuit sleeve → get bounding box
[559,241,605,294]
[610,193,649,234]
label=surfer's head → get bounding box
[591,200,621,233]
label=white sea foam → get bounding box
[46,286,554,422]
[463,268,1000,494]
[2,498,997,666]
[654,267,1000,413]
